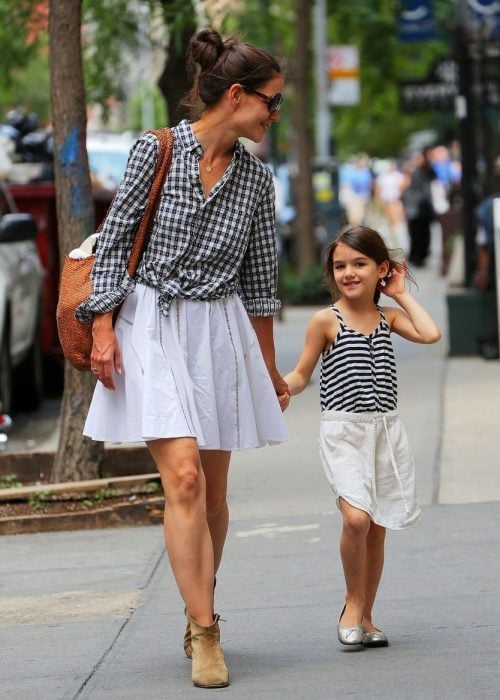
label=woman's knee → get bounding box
[165,458,204,508]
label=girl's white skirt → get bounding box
[83,285,289,450]
[319,410,420,530]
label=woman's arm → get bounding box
[284,311,331,395]
[381,265,441,344]
[76,134,160,323]
[238,170,281,318]
[249,315,289,409]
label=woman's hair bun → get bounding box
[189,28,225,72]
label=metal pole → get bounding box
[455,5,478,287]
[493,198,500,356]
[313,0,330,161]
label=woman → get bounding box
[77,28,289,689]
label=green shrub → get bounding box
[0,474,22,489]
[281,265,331,305]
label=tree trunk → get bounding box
[294,0,316,272]
[157,0,197,125]
[49,0,103,482]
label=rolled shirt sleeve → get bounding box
[238,170,281,317]
[76,133,159,322]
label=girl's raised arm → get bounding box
[381,265,441,344]
[285,310,333,395]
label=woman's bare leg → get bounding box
[200,450,231,575]
[147,437,214,626]
[338,497,371,627]
[362,521,386,632]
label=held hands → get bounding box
[278,391,290,411]
[270,369,290,412]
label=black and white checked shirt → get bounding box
[77,119,280,322]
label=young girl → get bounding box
[285,224,441,648]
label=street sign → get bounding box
[465,0,500,40]
[399,0,436,41]
[399,59,459,111]
[400,53,500,111]
[327,45,360,106]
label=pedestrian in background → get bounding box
[76,27,289,689]
[285,225,440,648]
[340,153,374,225]
[402,147,436,267]
[374,159,408,251]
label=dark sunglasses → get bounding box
[243,87,284,113]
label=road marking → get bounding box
[236,524,320,538]
[0,589,142,627]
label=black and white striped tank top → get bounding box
[320,305,398,413]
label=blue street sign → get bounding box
[466,0,500,39]
[399,0,436,42]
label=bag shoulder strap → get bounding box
[126,126,174,277]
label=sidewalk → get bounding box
[1,246,499,699]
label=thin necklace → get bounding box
[200,150,232,173]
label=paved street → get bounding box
[1,245,500,699]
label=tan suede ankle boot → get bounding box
[183,578,216,659]
[189,614,229,688]
[183,609,192,658]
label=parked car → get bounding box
[0,184,44,413]
[87,132,136,191]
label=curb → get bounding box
[0,496,164,535]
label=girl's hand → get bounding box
[380,261,406,298]
[278,391,290,411]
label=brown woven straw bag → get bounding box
[56,127,174,371]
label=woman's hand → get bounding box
[91,312,121,390]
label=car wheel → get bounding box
[0,327,12,414]
[13,332,43,412]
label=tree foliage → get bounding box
[81,0,143,111]
[1,1,460,158]
[0,1,45,88]
[326,0,457,157]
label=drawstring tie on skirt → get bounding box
[368,414,409,514]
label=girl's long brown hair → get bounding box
[323,224,413,303]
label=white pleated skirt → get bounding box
[83,285,289,450]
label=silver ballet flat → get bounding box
[337,605,363,646]
[362,628,389,647]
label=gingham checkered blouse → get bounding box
[76,119,280,322]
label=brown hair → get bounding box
[323,224,413,303]
[183,28,282,118]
